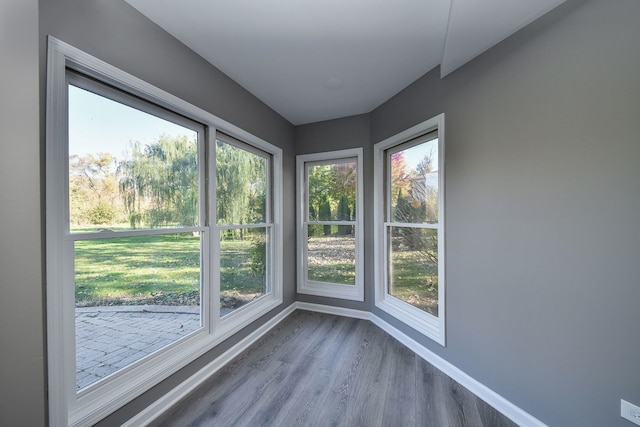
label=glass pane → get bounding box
[389,138,438,224]
[307,160,356,222]
[307,226,356,285]
[68,85,199,232]
[387,227,438,316]
[216,140,268,225]
[75,232,201,390]
[220,228,268,316]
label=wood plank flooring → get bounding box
[150,311,518,427]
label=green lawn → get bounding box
[306,235,356,285]
[75,232,438,315]
[389,248,439,316]
[219,238,266,306]
[308,261,356,285]
[75,233,264,307]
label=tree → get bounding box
[337,195,352,235]
[215,140,267,238]
[69,152,120,226]
[307,161,357,238]
[415,150,438,223]
[319,194,332,236]
[119,135,198,228]
[415,149,434,175]
[308,164,333,221]
[393,186,437,269]
[331,161,357,208]
[390,151,412,213]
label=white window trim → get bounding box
[213,133,280,333]
[46,37,283,427]
[296,148,364,301]
[373,114,446,345]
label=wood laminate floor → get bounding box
[151,311,518,427]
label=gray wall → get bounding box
[369,0,640,425]
[294,114,373,311]
[4,0,639,425]
[0,1,46,426]
[295,1,640,425]
[37,0,296,425]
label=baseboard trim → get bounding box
[125,301,546,427]
[121,303,296,427]
[367,315,547,427]
[297,302,547,427]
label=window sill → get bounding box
[375,296,445,346]
[297,281,364,301]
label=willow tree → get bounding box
[215,140,267,237]
[118,135,198,228]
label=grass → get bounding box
[75,233,264,307]
[308,261,356,285]
[389,246,439,316]
[307,235,356,285]
[219,238,266,306]
[75,232,438,315]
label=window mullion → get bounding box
[383,221,439,229]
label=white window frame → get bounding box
[213,133,276,324]
[296,148,364,301]
[46,37,283,427]
[373,114,446,345]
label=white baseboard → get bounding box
[298,302,547,427]
[122,303,296,427]
[125,301,546,427]
[367,315,547,427]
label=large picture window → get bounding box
[297,149,364,301]
[46,38,282,426]
[374,115,445,345]
[68,75,206,392]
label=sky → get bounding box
[402,138,439,173]
[68,85,195,159]
[68,83,438,176]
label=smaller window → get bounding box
[374,114,445,345]
[297,148,364,301]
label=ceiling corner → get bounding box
[440,0,566,78]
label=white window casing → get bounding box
[46,37,283,426]
[296,148,364,301]
[373,114,446,345]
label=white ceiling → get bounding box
[125,0,565,125]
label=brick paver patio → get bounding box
[75,306,200,390]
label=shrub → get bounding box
[249,234,266,277]
[88,203,118,225]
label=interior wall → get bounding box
[369,0,640,425]
[294,114,372,311]
[0,1,46,426]
[13,0,638,425]
[38,0,296,425]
